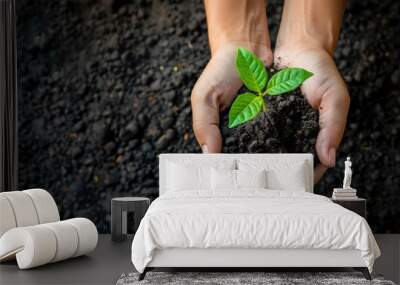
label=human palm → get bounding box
[191,43,272,153]
[274,47,350,180]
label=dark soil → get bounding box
[221,87,319,156]
[16,0,400,233]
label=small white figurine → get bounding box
[332,156,357,199]
[343,156,353,189]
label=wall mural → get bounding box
[17,0,400,233]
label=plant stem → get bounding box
[262,100,268,112]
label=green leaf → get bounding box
[236,48,268,93]
[266,68,313,96]
[228,93,263,128]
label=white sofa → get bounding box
[0,189,98,269]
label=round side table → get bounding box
[111,197,150,242]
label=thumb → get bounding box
[191,88,222,153]
[316,88,350,167]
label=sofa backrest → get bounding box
[159,153,314,195]
[0,189,60,238]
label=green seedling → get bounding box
[228,48,314,128]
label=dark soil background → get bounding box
[17,0,400,233]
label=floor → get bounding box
[0,234,399,285]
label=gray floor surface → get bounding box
[0,234,399,285]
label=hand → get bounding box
[274,45,350,182]
[191,43,272,153]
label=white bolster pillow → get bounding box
[0,218,98,269]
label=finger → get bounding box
[314,164,328,184]
[191,85,222,153]
[316,87,350,167]
[258,48,273,67]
